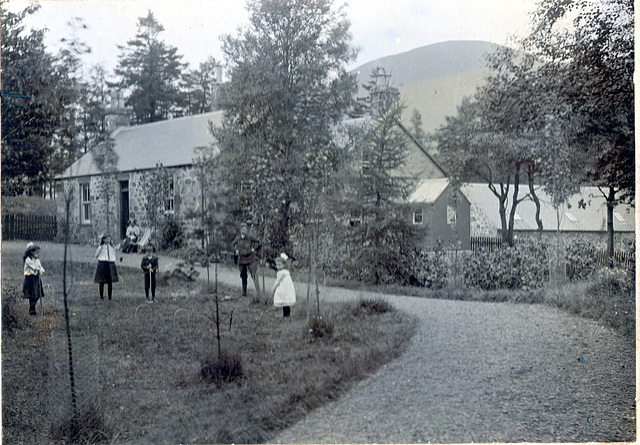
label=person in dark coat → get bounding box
[23,243,45,315]
[231,223,261,297]
[140,244,159,302]
[94,235,119,300]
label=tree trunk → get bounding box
[527,164,543,234]
[507,166,521,247]
[606,186,615,268]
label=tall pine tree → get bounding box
[114,10,186,123]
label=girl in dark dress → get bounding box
[23,243,45,315]
[94,235,119,300]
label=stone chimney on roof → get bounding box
[210,66,223,111]
[105,90,132,133]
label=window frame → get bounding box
[164,177,175,214]
[80,183,91,225]
[413,209,423,225]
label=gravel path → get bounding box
[272,293,635,443]
[3,241,635,443]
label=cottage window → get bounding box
[80,183,91,224]
[447,205,456,226]
[164,177,175,213]
[413,209,423,225]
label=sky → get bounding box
[5,0,539,74]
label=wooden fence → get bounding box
[594,249,635,269]
[471,236,634,269]
[470,236,507,252]
[2,214,57,241]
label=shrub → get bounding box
[159,218,185,250]
[200,351,243,386]
[307,316,333,339]
[565,237,600,281]
[409,242,449,289]
[49,404,111,444]
[464,239,548,290]
[350,298,394,316]
[2,287,23,334]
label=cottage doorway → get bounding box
[120,181,130,240]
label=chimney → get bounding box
[210,65,223,111]
[105,90,132,133]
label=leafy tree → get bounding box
[1,4,78,196]
[143,163,173,246]
[214,0,358,254]
[114,10,186,123]
[338,70,417,285]
[523,0,634,263]
[182,57,221,115]
[436,94,530,247]
[76,64,113,154]
[91,138,119,237]
[409,109,427,147]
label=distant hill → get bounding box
[351,40,501,134]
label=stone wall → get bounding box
[56,166,208,246]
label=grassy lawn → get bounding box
[2,254,417,444]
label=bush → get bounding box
[2,287,23,334]
[464,240,548,290]
[409,242,449,289]
[565,238,600,281]
[307,316,333,339]
[159,218,185,250]
[200,351,243,386]
[49,403,112,444]
[350,298,394,316]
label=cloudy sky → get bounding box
[6,0,538,72]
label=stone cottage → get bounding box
[55,98,223,244]
[55,96,472,248]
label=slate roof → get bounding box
[461,183,635,233]
[409,178,452,204]
[58,111,223,179]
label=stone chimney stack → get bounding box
[105,90,132,133]
[210,66,223,111]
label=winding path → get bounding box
[3,241,634,443]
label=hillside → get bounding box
[352,40,500,133]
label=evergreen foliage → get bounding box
[114,10,186,123]
[1,4,78,196]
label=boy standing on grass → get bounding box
[272,253,295,317]
[23,242,45,316]
[232,222,261,298]
[141,244,159,302]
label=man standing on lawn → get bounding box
[232,222,261,298]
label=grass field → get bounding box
[2,254,417,444]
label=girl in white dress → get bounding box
[272,253,295,317]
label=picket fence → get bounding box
[2,214,57,241]
[470,236,634,269]
[470,236,508,252]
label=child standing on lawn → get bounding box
[94,234,118,300]
[23,243,45,315]
[140,244,159,302]
[272,253,295,317]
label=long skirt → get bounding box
[94,261,119,284]
[23,275,44,300]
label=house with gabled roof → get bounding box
[55,96,473,249]
[461,183,635,246]
[55,100,222,244]
[409,178,471,249]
